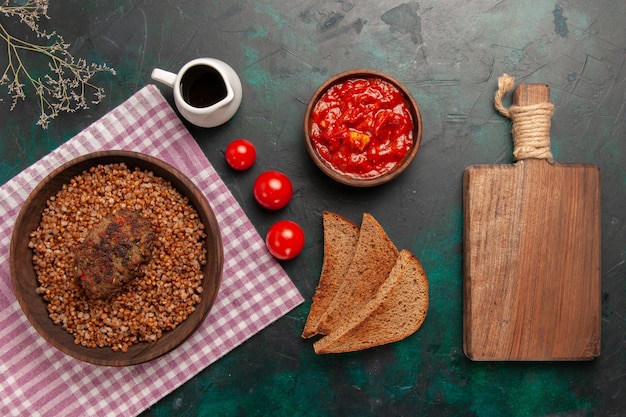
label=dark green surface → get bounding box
[1,1,625,416]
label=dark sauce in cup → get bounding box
[180,65,228,108]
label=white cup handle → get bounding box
[151,68,177,88]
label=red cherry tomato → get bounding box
[225,139,256,170]
[253,170,293,210]
[265,220,305,260]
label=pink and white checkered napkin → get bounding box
[0,85,304,417]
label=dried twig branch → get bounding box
[0,0,115,128]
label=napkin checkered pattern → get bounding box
[0,85,304,417]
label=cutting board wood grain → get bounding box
[463,82,601,361]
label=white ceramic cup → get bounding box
[151,58,243,128]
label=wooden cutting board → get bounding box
[463,78,601,361]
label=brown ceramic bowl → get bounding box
[10,150,223,366]
[304,69,422,187]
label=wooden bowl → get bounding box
[304,69,422,187]
[10,150,223,366]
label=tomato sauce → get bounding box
[310,77,414,179]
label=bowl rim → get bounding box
[9,150,223,366]
[304,68,423,187]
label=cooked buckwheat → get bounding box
[28,163,207,352]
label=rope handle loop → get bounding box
[494,74,554,162]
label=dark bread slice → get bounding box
[302,212,360,338]
[314,249,429,354]
[316,213,399,335]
